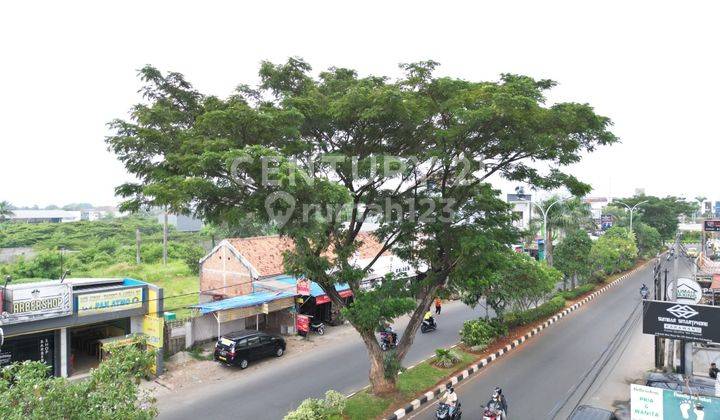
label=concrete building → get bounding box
[0,278,164,377]
[507,193,533,230]
[8,210,85,223]
[158,213,204,232]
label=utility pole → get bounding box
[135,228,141,265]
[613,200,648,232]
[163,207,168,265]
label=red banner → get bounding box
[296,278,310,296]
[296,314,310,333]
[315,289,353,305]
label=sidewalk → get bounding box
[579,314,654,419]
[145,321,357,396]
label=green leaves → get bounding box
[0,345,156,419]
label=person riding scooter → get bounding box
[443,387,459,418]
[424,310,437,327]
[485,387,507,420]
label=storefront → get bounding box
[0,278,164,377]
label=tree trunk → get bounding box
[358,329,396,395]
[572,272,577,289]
[546,226,554,266]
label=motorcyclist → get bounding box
[382,323,397,345]
[424,309,436,327]
[443,387,458,417]
[640,284,649,299]
[486,387,507,419]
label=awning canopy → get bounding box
[272,275,353,304]
[192,290,295,315]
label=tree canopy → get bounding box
[107,59,617,394]
[554,229,593,288]
[610,195,696,239]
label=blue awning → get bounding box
[192,290,295,315]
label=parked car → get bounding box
[568,405,616,420]
[214,330,286,369]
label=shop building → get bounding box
[189,233,415,340]
[0,278,163,377]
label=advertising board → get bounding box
[1,282,73,324]
[77,287,143,316]
[631,384,720,419]
[642,300,720,343]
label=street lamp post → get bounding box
[532,197,568,264]
[613,200,648,231]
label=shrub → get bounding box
[284,390,346,420]
[433,349,463,368]
[557,284,595,300]
[504,296,566,328]
[460,319,507,350]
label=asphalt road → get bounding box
[157,300,488,420]
[407,258,678,420]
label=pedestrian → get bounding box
[710,362,719,379]
[435,297,442,315]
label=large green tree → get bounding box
[531,196,592,266]
[554,229,593,288]
[611,195,695,240]
[107,59,616,394]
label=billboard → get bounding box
[666,278,703,304]
[143,315,164,348]
[77,288,143,316]
[704,220,720,232]
[1,283,73,324]
[642,300,720,343]
[631,384,720,419]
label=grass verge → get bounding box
[344,350,474,420]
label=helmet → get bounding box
[449,387,454,393]
[492,387,502,399]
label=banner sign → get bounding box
[77,288,143,316]
[667,278,703,304]
[143,315,164,348]
[296,314,309,333]
[631,384,720,419]
[296,278,310,296]
[1,283,73,324]
[642,300,720,343]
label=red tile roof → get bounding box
[227,232,387,277]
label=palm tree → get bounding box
[0,201,14,222]
[532,196,592,266]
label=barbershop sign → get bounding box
[642,300,720,343]
[1,283,73,324]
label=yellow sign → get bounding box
[77,288,143,316]
[143,315,164,348]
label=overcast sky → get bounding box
[1,1,718,208]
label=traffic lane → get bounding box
[158,300,486,420]
[409,262,656,420]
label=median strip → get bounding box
[384,259,653,420]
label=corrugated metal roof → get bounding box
[272,275,350,297]
[192,290,295,315]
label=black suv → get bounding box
[214,330,286,369]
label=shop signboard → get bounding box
[666,278,703,304]
[143,315,164,348]
[315,289,353,305]
[631,383,720,419]
[77,287,143,316]
[642,300,720,343]
[1,282,73,324]
[296,314,309,333]
[704,220,720,232]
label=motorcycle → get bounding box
[379,331,397,351]
[436,402,462,419]
[640,287,649,300]
[310,322,325,335]
[482,401,504,420]
[421,317,437,333]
